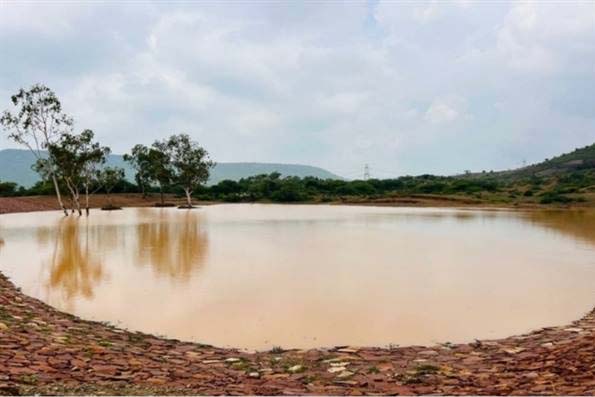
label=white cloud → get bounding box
[0,1,594,177]
[425,96,468,124]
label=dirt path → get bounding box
[0,196,594,395]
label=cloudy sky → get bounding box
[0,1,594,178]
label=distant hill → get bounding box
[0,149,343,187]
[464,143,595,181]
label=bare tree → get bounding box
[1,84,72,215]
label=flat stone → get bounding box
[329,362,350,367]
[287,365,303,373]
[337,370,354,379]
[336,348,358,353]
[564,328,583,333]
[503,347,525,354]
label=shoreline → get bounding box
[0,195,594,395]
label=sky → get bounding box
[0,1,594,179]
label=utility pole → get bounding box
[364,164,370,180]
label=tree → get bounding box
[1,84,73,215]
[146,142,174,206]
[79,131,110,214]
[45,130,109,215]
[97,167,125,209]
[164,134,214,208]
[123,144,152,198]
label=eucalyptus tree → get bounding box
[147,142,174,206]
[1,84,72,215]
[45,130,109,215]
[123,144,152,198]
[165,134,214,208]
[97,167,125,209]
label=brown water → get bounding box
[0,204,594,351]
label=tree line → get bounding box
[1,85,590,208]
[1,84,214,215]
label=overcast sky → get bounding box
[0,1,594,178]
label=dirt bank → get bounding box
[0,197,594,395]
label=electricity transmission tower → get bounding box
[364,164,370,180]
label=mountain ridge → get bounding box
[0,149,343,187]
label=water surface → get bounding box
[0,204,594,350]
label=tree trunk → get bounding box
[73,190,82,216]
[184,188,192,208]
[51,174,69,216]
[85,184,90,216]
[66,181,82,216]
[159,185,164,205]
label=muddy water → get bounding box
[0,205,594,350]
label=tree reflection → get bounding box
[135,210,208,280]
[521,210,595,246]
[45,217,104,302]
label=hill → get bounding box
[467,143,595,181]
[0,149,343,187]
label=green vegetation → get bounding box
[193,165,594,206]
[0,149,341,187]
[1,145,594,206]
[42,129,111,215]
[1,84,74,215]
[123,134,214,207]
[1,85,213,214]
[1,85,594,208]
[98,167,126,210]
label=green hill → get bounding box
[490,143,595,180]
[0,149,343,187]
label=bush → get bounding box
[0,181,19,196]
[539,192,573,204]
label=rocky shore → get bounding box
[0,196,594,395]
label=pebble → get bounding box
[0,322,7,331]
[287,365,303,373]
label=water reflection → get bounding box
[522,210,595,246]
[45,217,105,302]
[39,210,208,305]
[135,210,208,280]
[0,205,593,350]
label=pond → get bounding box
[0,204,594,350]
